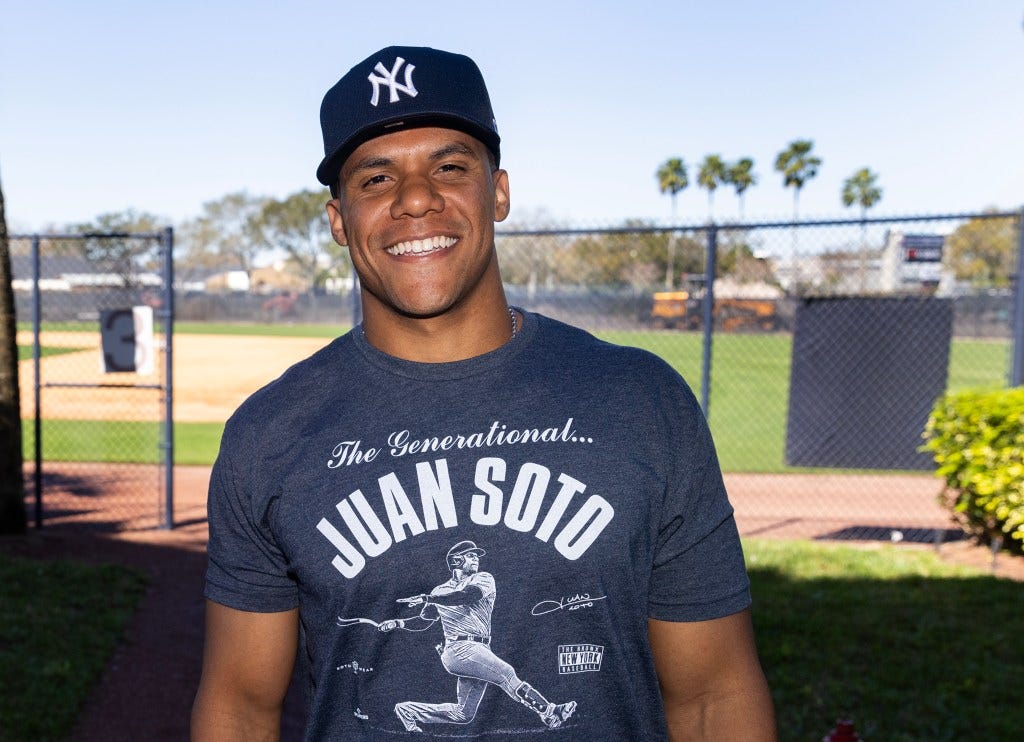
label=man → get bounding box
[192,45,775,741]
[376,540,576,732]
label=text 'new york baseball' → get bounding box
[315,456,615,578]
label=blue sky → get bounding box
[1,1,1022,233]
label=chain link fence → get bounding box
[9,211,1021,542]
[494,210,1022,544]
[10,230,174,531]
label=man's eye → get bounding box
[363,174,389,187]
[438,163,465,174]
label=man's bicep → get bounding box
[192,600,299,740]
[649,609,759,694]
[648,610,776,740]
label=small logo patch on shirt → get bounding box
[557,643,604,674]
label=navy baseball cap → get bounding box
[317,46,501,188]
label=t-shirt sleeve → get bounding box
[647,387,751,622]
[204,423,298,612]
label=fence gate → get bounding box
[10,229,174,531]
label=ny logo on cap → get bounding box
[367,56,418,107]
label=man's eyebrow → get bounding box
[429,142,478,161]
[344,141,480,179]
[344,155,394,177]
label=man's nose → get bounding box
[391,175,444,218]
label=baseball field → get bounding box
[16,323,1009,471]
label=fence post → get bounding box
[1011,207,1024,387]
[161,227,175,529]
[700,224,718,418]
[31,235,42,529]
[351,271,362,327]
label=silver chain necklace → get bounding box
[508,306,518,339]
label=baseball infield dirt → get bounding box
[18,331,333,422]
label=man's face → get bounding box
[460,552,480,574]
[326,127,510,325]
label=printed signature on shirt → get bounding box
[531,592,607,616]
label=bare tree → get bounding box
[254,189,335,292]
[181,191,269,279]
[0,171,27,534]
[73,210,164,288]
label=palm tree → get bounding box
[774,139,822,221]
[774,140,822,290]
[0,172,27,534]
[657,157,689,211]
[697,154,728,222]
[841,167,883,220]
[842,167,883,292]
[726,158,757,221]
[656,157,688,288]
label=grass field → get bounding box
[596,330,1008,471]
[20,419,223,465]
[18,323,1010,470]
[748,539,1024,740]
[0,555,147,742]
[17,345,85,361]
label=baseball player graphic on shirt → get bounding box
[377,540,577,733]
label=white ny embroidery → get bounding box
[367,57,418,106]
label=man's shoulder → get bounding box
[226,333,352,430]
[431,577,459,596]
[530,312,684,382]
[469,571,496,590]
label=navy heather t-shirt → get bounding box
[205,311,751,740]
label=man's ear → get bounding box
[492,169,511,223]
[325,199,348,246]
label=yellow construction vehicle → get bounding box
[651,277,780,332]
[650,289,701,329]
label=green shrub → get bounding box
[922,387,1024,555]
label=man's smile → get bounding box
[386,235,459,257]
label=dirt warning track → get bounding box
[18,331,334,423]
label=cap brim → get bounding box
[316,113,501,186]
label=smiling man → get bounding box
[327,125,511,361]
[192,46,776,741]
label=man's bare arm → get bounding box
[649,609,776,741]
[191,601,299,742]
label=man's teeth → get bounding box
[387,236,457,256]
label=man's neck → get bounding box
[361,300,517,363]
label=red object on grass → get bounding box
[823,719,860,741]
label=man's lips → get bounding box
[386,235,458,256]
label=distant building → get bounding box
[772,252,882,294]
[879,231,956,295]
[204,269,252,293]
[9,254,160,290]
[769,231,956,296]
